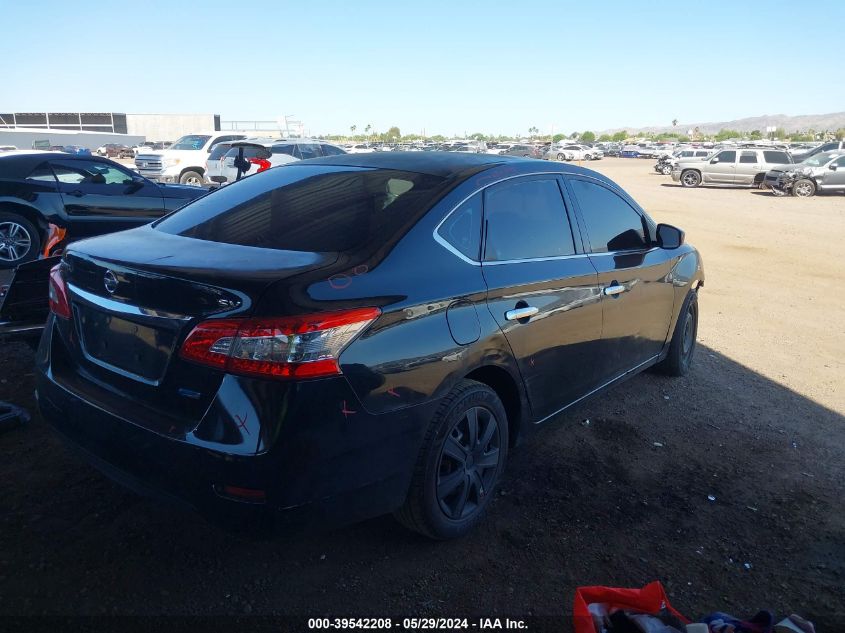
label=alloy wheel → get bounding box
[793,181,814,197]
[0,221,32,263]
[682,172,700,187]
[436,406,501,521]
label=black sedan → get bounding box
[0,151,205,269]
[36,152,704,539]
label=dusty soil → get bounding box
[0,158,843,630]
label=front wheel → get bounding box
[395,380,508,539]
[680,170,701,187]
[655,290,698,376]
[556,153,565,161]
[179,170,204,186]
[792,178,816,197]
[0,212,41,269]
[660,164,672,175]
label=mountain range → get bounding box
[600,112,845,135]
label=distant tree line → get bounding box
[324,124,845,144]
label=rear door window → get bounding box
[297,144,322,160]
[271,144,300,158]
[320,144,346,156]
[739,151,758,164]
[482,178,575,262]
[155,166,446,253]
[208,143,233,161]
[763,151,790,164]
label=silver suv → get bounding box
[672,148,793,188]
[763,151,845,197]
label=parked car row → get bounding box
[653,141,845,197]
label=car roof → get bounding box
[0,152,113,179]
[293,151,609,183]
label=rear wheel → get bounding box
[655,290,698,377]
[681,170,701,187]
[0,213,40,269]
[556,153,565,161]
[792,178,816,197]
[179,170,204,186]
[395,380,508,539]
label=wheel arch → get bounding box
[0,201,49,236]
[179,166,205,178]
[464,364,526,448]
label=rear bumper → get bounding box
[0,318,43,343]
[34,319,435,532]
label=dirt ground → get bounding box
[0,158,843,630]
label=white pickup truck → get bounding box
[134,132,246,185]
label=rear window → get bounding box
[271,144,299,158]
[224,146,271,160]
[155,166,446,253]
[763,151,790,164]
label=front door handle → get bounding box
[67,190,85,197]
[604,284,626,296]
[505,306,539,321]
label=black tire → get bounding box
[0,212,41,269]
[660,164,672,175]
[395,379,509,539]
[791,178,816,197]
[179,170,204,186]
[556,153,565,161]
[655,290,698,376]
[680,170,701,188]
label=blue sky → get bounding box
[3,0,843,136]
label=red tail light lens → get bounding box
[179,307,381,379]
[48,263,71,319]
[248,157,272,172]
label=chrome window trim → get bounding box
[431,170,650,266]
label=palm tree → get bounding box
[350,124,357,140]
[365,124,372,143]
[672,118,678,128]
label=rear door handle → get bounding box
[505,306,539,321]
[604,284,626,296]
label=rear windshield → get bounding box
[154,165,447,253]
[224,145,271,160]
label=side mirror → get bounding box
[710,158,719,164]
[830,164,838,171]
[656,223,685,249]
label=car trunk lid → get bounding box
[53,226,337,434]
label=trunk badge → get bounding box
[103,270,119,294]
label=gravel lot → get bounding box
[1,158,843,629]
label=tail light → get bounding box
[43,224,67,258]
[248,157,272,172]
[48,263,71,319]
[179,307,380,379]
